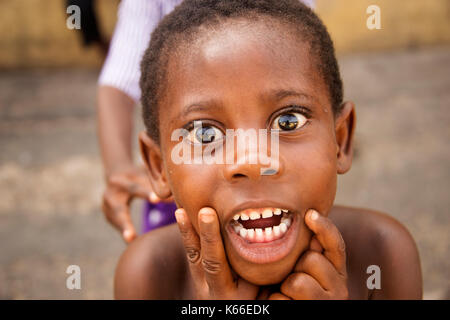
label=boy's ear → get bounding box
[139,131,172,199]
[335,101,356,174]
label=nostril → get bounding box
[232,173,247,179]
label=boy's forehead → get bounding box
[174,19,312,72]
[163,19,328,115]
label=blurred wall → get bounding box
[0,0,119,69]
[0,0,449,69]
[318,0,450,52]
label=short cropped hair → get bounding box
[140,0,343,143]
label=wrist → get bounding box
[105,162,137,181]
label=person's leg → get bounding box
[141,201,177,233]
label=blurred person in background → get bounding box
[67,0,109,58]
[98,0,315,243]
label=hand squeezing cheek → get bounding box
[175,207,260,300]
[270,209,349,300]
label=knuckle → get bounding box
[310,253,323,269]
[200,231,217,245]
[295,253,310,271]
[201,258,221,275]
[306,251,322,263]
[178,227,190,238]
[298,251,321,269]
[284,273,303,290]
[291,273,306,288]
[281,274,303,297]
[185,247,201,264]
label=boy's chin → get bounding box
[231,261,294,286]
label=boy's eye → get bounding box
[272,112,307,131]
[187,125,224,144]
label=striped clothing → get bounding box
[98,0,180,102]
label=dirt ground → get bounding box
[0,46,449,299]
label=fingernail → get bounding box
[200,212,214,224]
[310,210,319,221]
[175,209,185,224]
[123,229,133,240]
[149,192,159,203]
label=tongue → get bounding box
[240,215,282,229]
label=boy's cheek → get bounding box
[303,167,337,217]
[284,144,338,217]
[167,162,219,224]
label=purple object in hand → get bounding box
[142,200,178,233]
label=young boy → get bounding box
[114,0,422,299]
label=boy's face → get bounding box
[142,20,354,284]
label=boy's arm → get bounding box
[369,214,422,299]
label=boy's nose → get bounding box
[222,136,282,182]
[223,160,264,182]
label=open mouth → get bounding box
[226,206,299,264]
[230,208,293,243]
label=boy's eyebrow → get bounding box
[266,88,317,103]
[174,99,224,120]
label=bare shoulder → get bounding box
[329,205,422,299]
[114,223,188,299]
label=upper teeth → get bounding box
[250,211,261,220]
[262,209,272,218]
[233,208,288,221]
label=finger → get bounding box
[149,191,161,204]
[109,174,152,199]
[161,194,175,203]
[198,207,235,297]
[174,208,205,286]
[268,292,291,300]
[151,191,176,204]
[102,190,137,243]
[294,251,341,291]
[256,287,271,300]
[309,236,323,253]
[305,209,347,276]
[281,272,328,300]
